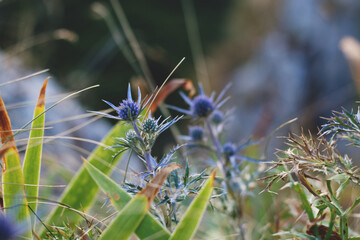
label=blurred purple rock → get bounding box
[228,0,360,156]
[0,53,111,168]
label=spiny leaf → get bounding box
[23,77,48,214]
[139,163,181,208]
[170,170,216,240]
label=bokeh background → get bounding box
[1,0,360,158]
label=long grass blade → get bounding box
[170,170,216,240]
[23,78,48,214]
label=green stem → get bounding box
[123,150,132,183]
[340,216,349,240]
[325,209,336,240]
[205,119,223,163]
[132,121,153,171]
[292,183,320,238]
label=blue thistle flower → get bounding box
[92,83,151,122]
[142,117,158,134]
[125,129,138,143]
[167,83,231,119]
[222,139,264,164]
[117,99,140,121]
[191,95,214,117]
[211,110,224,124]
[189,126,204,141]
[223,142,236,157]
[0,214,17,240]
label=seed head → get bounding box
[223,142,236,157]
[118,99,140,121]
[125,129,138,143]
[191,95,214,118]
[142,118,158,134]
[211,110,224,124]
[189,126,204,141]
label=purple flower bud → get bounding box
[117,99,140,121]
[211,110,224,124]
[191,95,214,118]
[223,142,236,157]
[189,126,204,141]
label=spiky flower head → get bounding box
[125,129,138,143]
[167,83,231,120]
[191,95,214,118]
[223,142,236,157]
[93,83,152,122]
[211,110,224,124]
[189,126,204,141]
[142,117,158,134]
[118,99,140,121]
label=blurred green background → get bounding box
[1,0,359,141]
[0,0,238,109]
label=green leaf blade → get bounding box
[43,122,130,229]
[23,78,48,213]
[84,160,171,240]
[170,170,216,240]
[0,95,30,237]
[3,148,30,220]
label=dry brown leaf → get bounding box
[149,79,195,113]
[139,163,181,208]
[0,94,18,170]
[37,77,49,107]
[306,224,341,240]
[0,95,15,146]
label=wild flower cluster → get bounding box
[95,84,181,173]
[95,82,265,236]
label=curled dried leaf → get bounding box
[149,79,195,113]
[0,96,15,146]
[139,163,182,208]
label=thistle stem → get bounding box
[325,208,336,240]
[144,151,154,171]
[205,119,245,240]
[205,119,223,164]
[132,121,141,136]
[132,121,153,171]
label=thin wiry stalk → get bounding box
[0,69,49,87]
[181,0,211,93]
[131,121,153,171]
[110,0,155,89]
[123,150,132,182]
